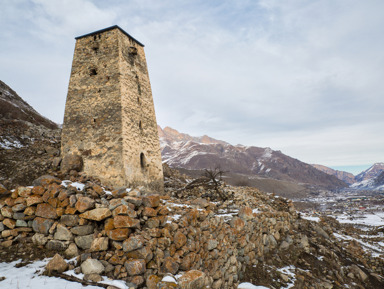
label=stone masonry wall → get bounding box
[61,26,163,191]
[118,29,163,192]
[0,176,298,288]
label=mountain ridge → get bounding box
[159,126,347,191]
[311,164,355,185]
[0,80,58,130]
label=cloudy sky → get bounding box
[1,0,383,174]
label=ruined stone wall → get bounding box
[0,177,296,288]
[1,178,383,288]
[61,26,163,190]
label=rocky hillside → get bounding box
[374,171,384,187]
[0,80,60,189]
[159,127,347,191]
[311,164,356,185]
[0,80,57,130]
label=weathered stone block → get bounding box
[32,217,54,234]
[124,259,146,276]
[122,235,144,252]
[75,196,95,213]
[36,203,57,219]
[143,195,160,208]
[71,225,94,236]
[79,208,111,221]
[75,234,94,250]
[81,259,104,275]
[54,224,73,241]
[106,228,130,241]
[114,215,140,228]
[90,237,109,252]
[178,270,206,289]
[26,195,43,207]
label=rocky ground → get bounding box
[0,118,61,189]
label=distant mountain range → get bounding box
[158,126,347,193]
[312,162,384,191]
[159,126,384,192]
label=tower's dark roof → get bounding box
[75,25,144,47]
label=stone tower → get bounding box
[61,25,163,191]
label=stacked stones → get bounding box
[2,175,383,288]
[0,175,297,288]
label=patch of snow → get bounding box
[0,258,128,289]
[69,182,85,191]
[262,147,272,159]
[277,265,296,288]
[335,212,384,227]
[238,283,269,289]
[64,270,128,288]
[180,150,209,165]
[350,179,375,189]
[0,138,24,149]
[167,214,182,223]
[333,233,384,257]
[266,168,271,173]
[61,180,71,187]
[161,275,177,283]
[301,215,320,222]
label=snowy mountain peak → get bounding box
[355,162,384,182]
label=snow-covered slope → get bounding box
[351,169,384,191]
[351,163,384,190]
[355,163,384,182]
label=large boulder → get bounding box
[46,253,68,273]
[81,259,105,275]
